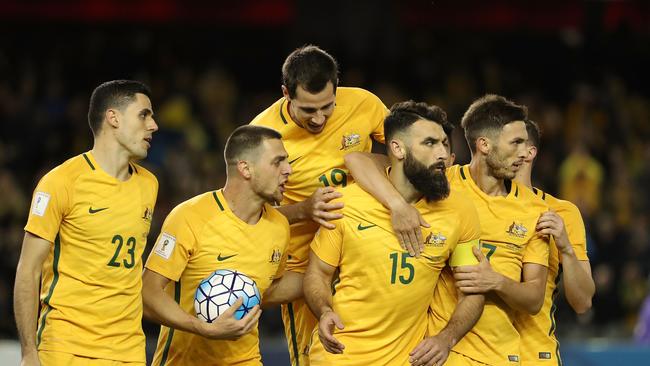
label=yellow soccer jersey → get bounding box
[308,183,481,365]
[515,188,588,366]
[145,189,289,366]
[24,152,158,363]
[251,87,387,366]
[250,86,387,272]
[429,165,550,366]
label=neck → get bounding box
[468,156,509,197]
[515,162,533,190]
[286,101,302,129]
[388,163,422,204]
[222,178,265,225]
[91,135,133,181]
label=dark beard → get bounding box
[403,152,450,202]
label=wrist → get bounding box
[493,272,505,293]
[559,245,576,258]
[437,329,456,348]
[318,306,334,319]
[292,201,308,222]
[21,346,38,357]
[191,316,208,337]
[386,195,407,211]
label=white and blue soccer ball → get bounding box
[194,269,261,322]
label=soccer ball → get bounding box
[194,269,261,322]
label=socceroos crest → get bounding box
[269,248,282,263]
[506,222,528,238]
[340,133,361,150]
[142,207,153,222]
[425,232,447,247]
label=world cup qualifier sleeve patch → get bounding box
[31,192,51,217]
[154,233,176,260]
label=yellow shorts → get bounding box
[282,298,318,366]
[444,351,494,366]
[39,350,145,366]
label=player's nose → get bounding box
[148,118,159,132]
[312,112,326,125]
[283,161,293,175]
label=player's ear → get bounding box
[237,160,252,179]
[527,145,538,161]
[476,136,490,155]
[389,138,406,160]
[105,108,119,129]
[281,85,290,99]
[448,152,456,166]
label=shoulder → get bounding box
[338,183,374,204]
[337,87,383,106]
[264,203,290,228]
[131,163,158,186]
[38,154,89,188]
[167,191,217,225]
[445,188,476,212]
[250,97,286,127]
[515,182,547,210]
[540,190,583,220]
[336,184,385,221]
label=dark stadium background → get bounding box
[1,0,649,364]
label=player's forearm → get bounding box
[303,273,333,319]
[142,284,203,335]
[262,271,304,308]
[494,274,545,314]
[437,293,484,347]
[560,253,594,314]
[13,264,40,355]
[276,203,307,224]
[344,152,402,209]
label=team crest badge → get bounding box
[425,232,447,247]
[506,222,528,238]
[269,248,282,263]
[142,207,153,222]
[340,133,361,150]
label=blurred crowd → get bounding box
[0,22,649,346]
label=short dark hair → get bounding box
[87,80,151,135]
[460,94,528,153]
[384,100,452,143]
[282,45,338,99]
[525,119,541,148]
[224,125,283,166]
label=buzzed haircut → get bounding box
[461,94,528,153]
[282,45,338,99]
[384,100,452,142]
[524,119,541,148]
[224,125,283,166]
[87,80,151,136]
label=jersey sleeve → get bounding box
[561,203,588,261]
[249,100,282,129]
[24,171,71,243]
[522,234,550,266]
[145,205,198,281]
[364,91,388,144]
[457,198,481,244]
[310,221,344,267]
[450,197,481,267]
